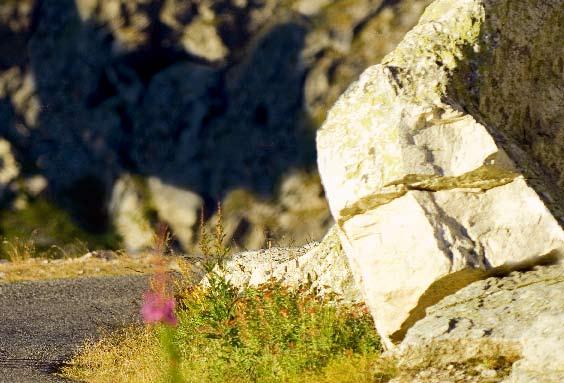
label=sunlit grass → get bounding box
[63,275,388,383]
[0,251,187,283]
[62,208,394,383]
[1,236,37,262]
[0,197,120,257]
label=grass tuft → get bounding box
[1,235,36,262]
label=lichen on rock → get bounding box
[398,263,564,383]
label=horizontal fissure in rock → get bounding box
[338,165,519,225]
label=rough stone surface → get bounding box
[341,179,562,342]
[109,175,154,252]
[181,18,228,61]
[210,171,333,253]
[0,139,19,191]
[147,177,203,250]
[304,0,433,123]
[292,0,332,16]
[131,63,221,187]
[317,0,564,346]
[398,264,564,383]
[505,313,564,383]
[212,226,362,303]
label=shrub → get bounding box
[171,275,381,383]
[64,207,385,383]
[64,274,383,383]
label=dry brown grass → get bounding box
[62,325,163,383]
[62,323,391,383]
[1,236,37,262]
[0,252,190,283]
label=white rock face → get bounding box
[292,0,333,16]
[0,139,19,188]
[211,226,363,303]
[147,177,203,251]
[317,0,564,347]
[506,313,564,383]
[181,18,228,62]
[109,175,154,252]
[398,264,564,383]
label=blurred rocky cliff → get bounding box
[0,0,432,255]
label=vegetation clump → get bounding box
[64,275,385,383]
[0,197,119,260]
[62,212,390,383]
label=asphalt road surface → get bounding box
[0,275,149,382]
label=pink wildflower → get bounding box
[141,292,178,326]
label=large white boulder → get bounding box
[317,0,564,347]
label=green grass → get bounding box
[63,209,392,383]
[0,197,120,260]
[176,274,382,382]
[63,273,387,383]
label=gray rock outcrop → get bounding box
[147,177,203,251]
[397,263,564,383]
[210,226,363,303]
[109,175,154,252]
[0,138,19,200]
[317,0,564,347]
[212,171,333,252]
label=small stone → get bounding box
[454,370,466,379]
[480,369,497,378]
[24,175,47,196]
[13,196,28,210]
[418,370,432,378]
[181,18,228,61]
[91,250,118,261]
